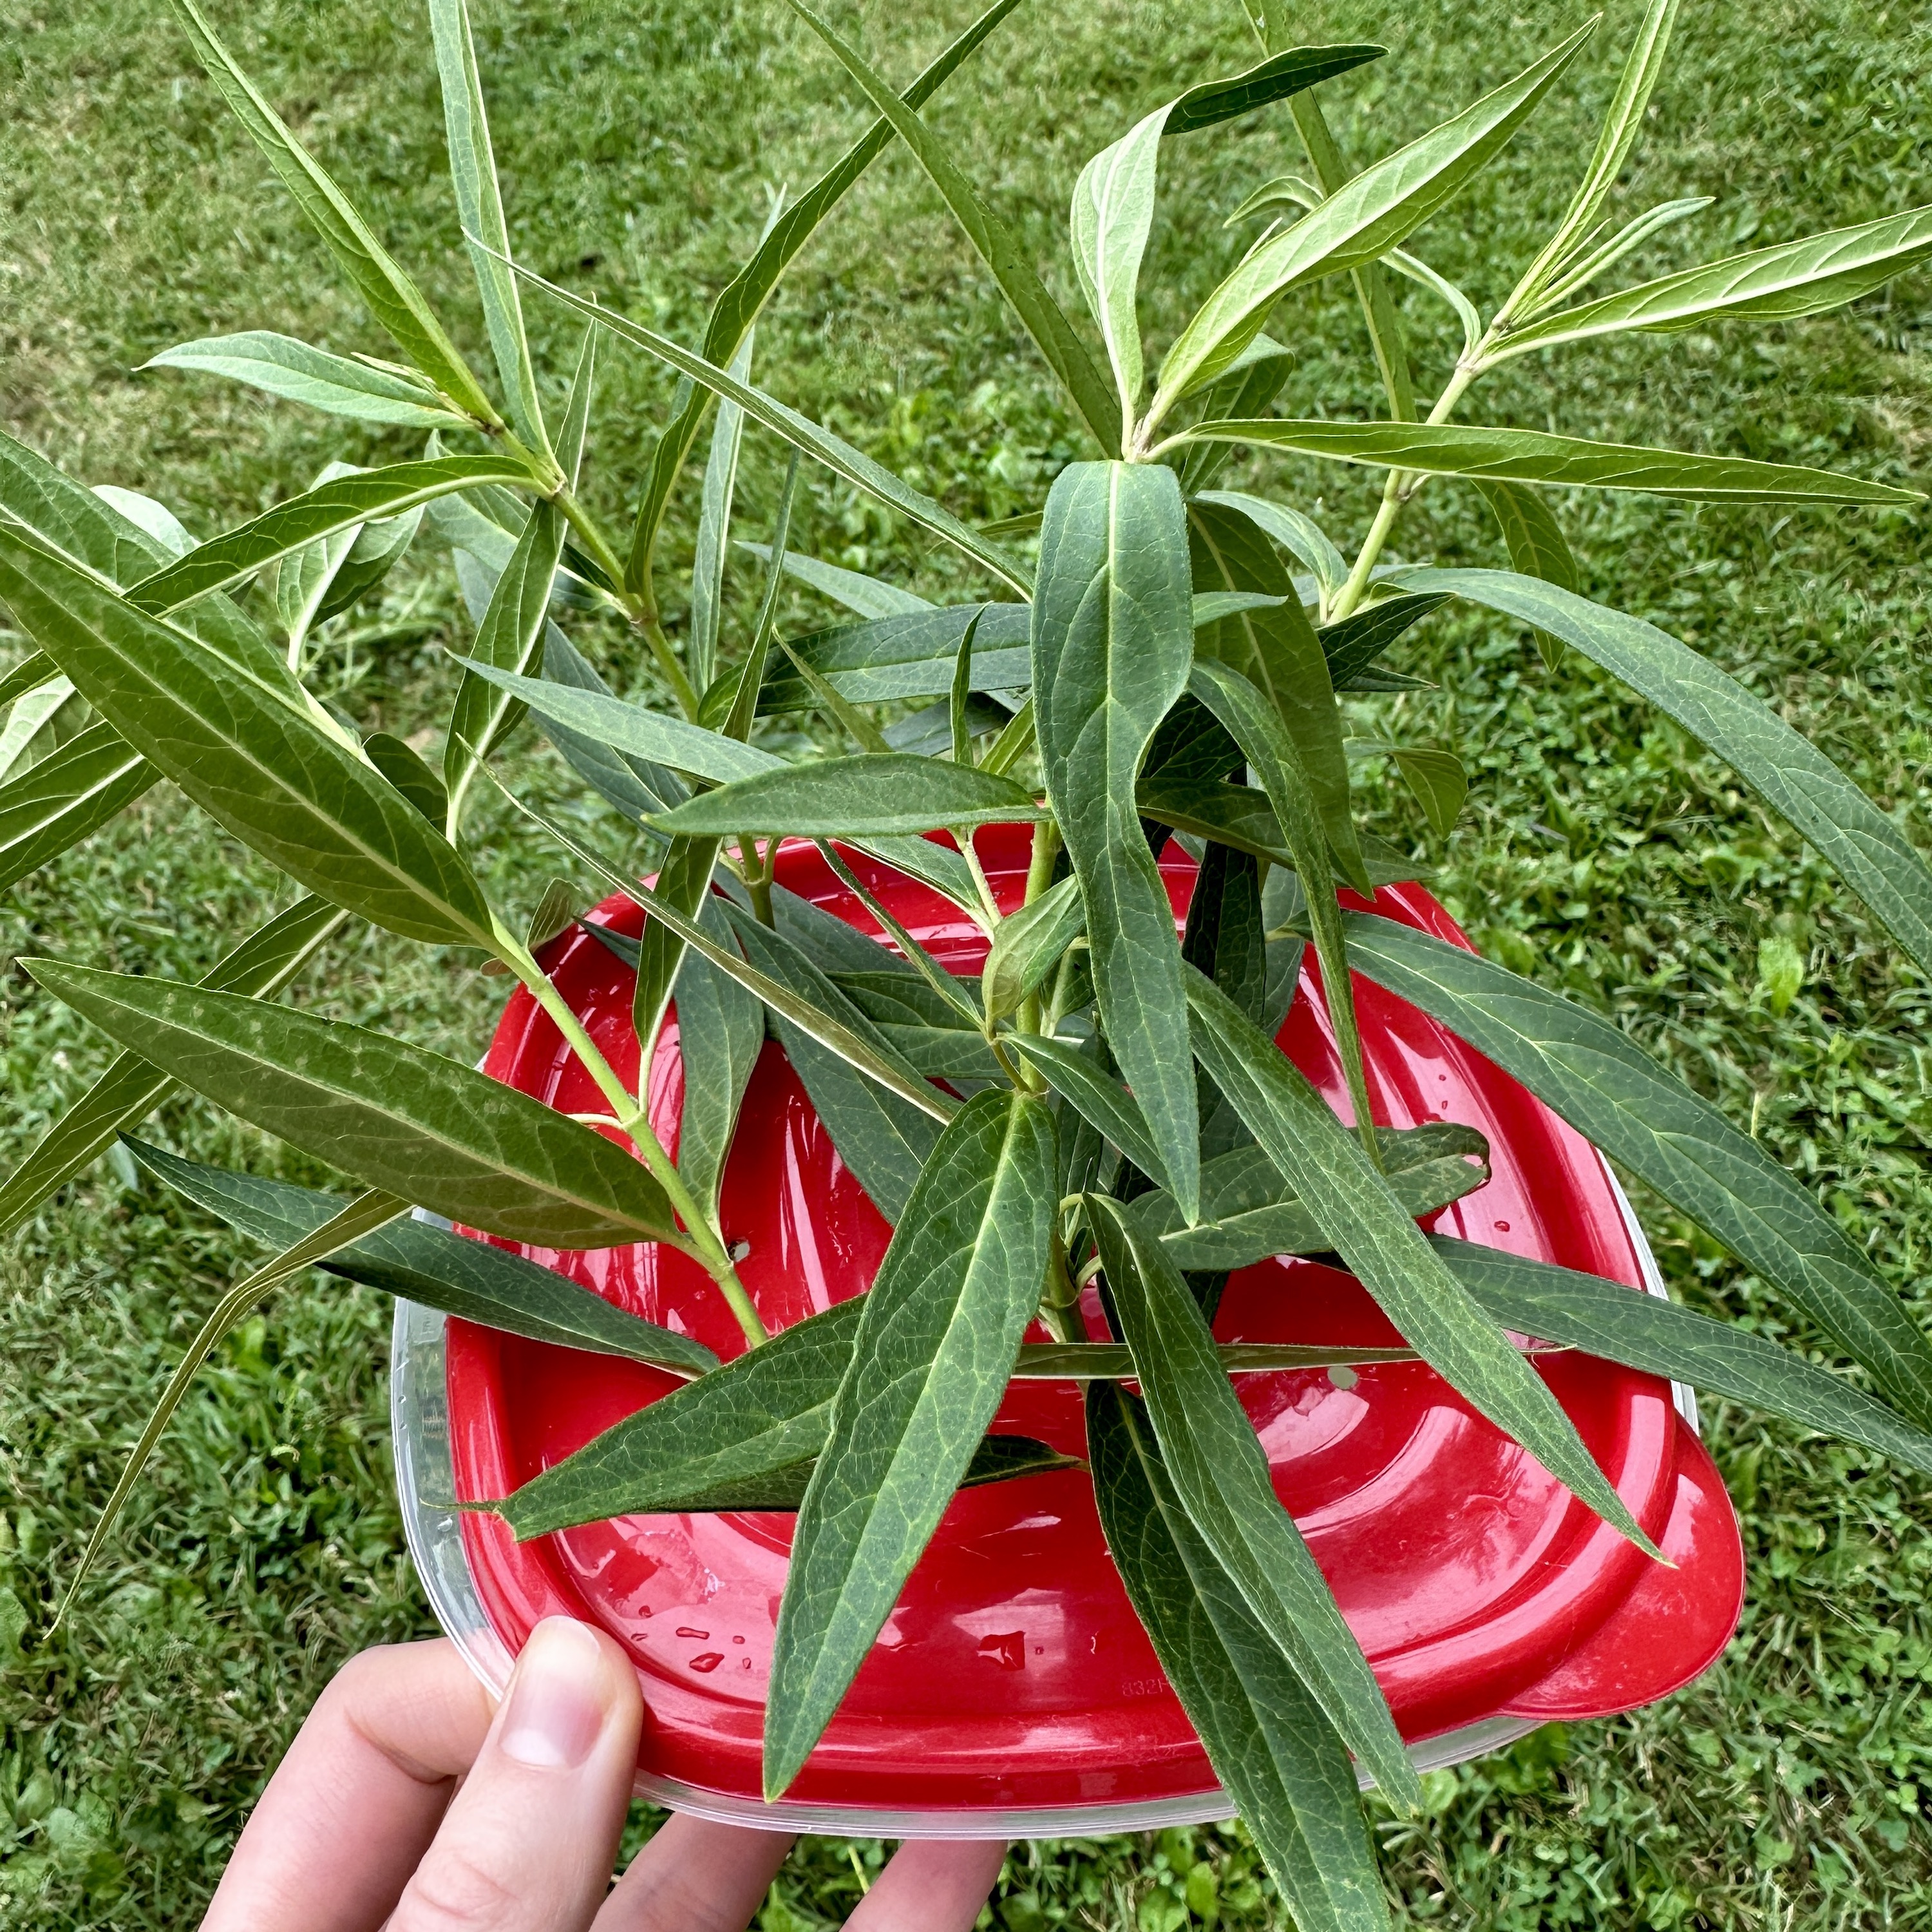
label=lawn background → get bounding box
[1,0,1929,1924]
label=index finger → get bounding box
[201,1637,494,1932]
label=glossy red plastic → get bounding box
[444,827,1743,1816]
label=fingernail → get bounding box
[499,1618,611,1770]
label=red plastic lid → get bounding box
[445,827,1741,1815]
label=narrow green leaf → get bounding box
[1389,744,1467,836]
[724,905,949,1221]
[0,651,58,712]
[21,960,681,1249]
[501,256,1032,595]
[981,875,1084,1023]
[652,754,1043,839]
[127,1139,715,1374]
[1510,0,1680,313]
[1432,1236,1932,1478]
[1174,341,1295,498]
[444,500,567,832]
[1034,461,1200,1219]
[1188,499,1367,893]
[1184,965,1656,1552]
[1165,43,1384,135]
[1071,103,1168,433]
[0,896,345,1237]
[0,723,158,894]
[1520,196,1712,317]
[1016,1341,1417,1378]
[623,0,1025,592]
[1187,656,1379,1165]
[761,605,1031,714]
[429,0,549,455]
[54,1185,406,1625]
[0,426,298,704]
[165,0,501,426]
[739,540,934,620]
[1090,1196,1417,1803]
[1138,1122,1492,1271]
[633,836,724,1068]
[1335,909,1932,1430]
[531,621,686,822]
[1180,419,1920,506]
[687,348,756,693]
[1006,1032,1167,1188]
[0,524,495,947]
[1503,201,1932,361]
[1195,489,1348,612]
[1086,1383,1392,1932]
[363,732,448,824]
[1472,480,1575,671]
[499,1299,860,1536]
[1153,23,1596,414]
[766,1089,1056,1797]
[1318,591,1450,688]
[672,896,765,1227]
[128,455,540,615]
[1395,569,1932,980]
[144,331,469,428]
[455,661,779,786]
[522,877,578,954]
[790,0,1120,455]
[482,773,967,1123]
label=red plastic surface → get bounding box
[444,827,1742,1813]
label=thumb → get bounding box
[390,1616,643,1932]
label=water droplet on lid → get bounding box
[732,1634,746,1644]
[1494,1220,1511,1233]
[677,1627,710,1640]
[689,1652,724,1674]
[977,1631,1026,1671]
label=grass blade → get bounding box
[766,1089,1056,1796]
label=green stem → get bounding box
[491,915,768,1349]
[1013,820,1062,1039]
[741,836,775,925]
[956,828,1003,932]
[1327,358,1487,622]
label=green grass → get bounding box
[2,0,1929,1923]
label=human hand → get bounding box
[201,1624,1008,1932]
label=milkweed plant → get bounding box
[2,0,1929,1920]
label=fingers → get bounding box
[386,1616,643,1932]
[844,1841,1009,1932]
[593,1815,796,1932]
[202,1638,494,1932]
